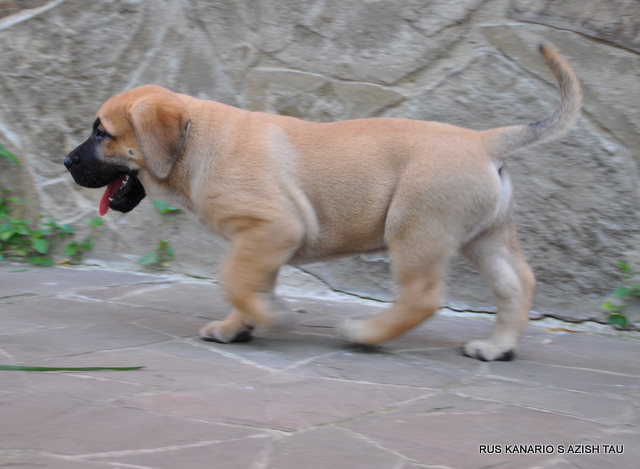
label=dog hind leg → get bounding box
[339,228,453,345]
[461,220,535,361]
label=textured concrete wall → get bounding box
[0,0,638,323]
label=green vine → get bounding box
[0,144,101,265]
[601,262,639,328]
[137,200,179,269]
[0,143,20,165]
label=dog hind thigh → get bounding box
[339,221,456,344]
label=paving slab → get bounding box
[449,379,635,425]
[26,347,271,397]
[1,264,639,469]
[0,393,268,455]
[266,427,403,469]
[342,393,619,469]
[112,373,430,431]
[0,454,117,468]
[91,434,277,469]
[541,428,640,469]
[0,265,169,301]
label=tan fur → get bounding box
[127,91,191,180]
[87,44,581,361]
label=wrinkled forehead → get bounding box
[96,85,172,132]
[96,93,133,133]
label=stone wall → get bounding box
[0,0,638,323]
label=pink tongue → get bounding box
[99,175,128,216]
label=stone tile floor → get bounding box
[1,264,639,469]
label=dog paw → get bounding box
[461,340,515,362]
[199,321,254,344]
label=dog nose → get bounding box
[64,153,79,170]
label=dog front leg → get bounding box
[199,307,254,343]
[199,220,302,343]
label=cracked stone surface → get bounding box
[0,0,638,325]
[508,0,640,53]
[1,264,639,468]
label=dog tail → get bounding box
[484,44,582,159]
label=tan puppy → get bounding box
[65,44,581,361]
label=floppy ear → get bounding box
[128,93,191,180]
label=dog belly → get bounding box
[289,215,387,264]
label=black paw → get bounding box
[345,343,385,354]
[460,346,487,361]
[231,327,254,343]
[201,325,254,344]
[496,349,515,361]
[459,346,515,362]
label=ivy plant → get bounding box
[601,262,640,328]
[137,201,180,269]
[1,144,100,265]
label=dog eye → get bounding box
[95,127,108,139]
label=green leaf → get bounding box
[618,262,633,274]
[28,256,53,267]
[0,365,143,371]
[82,237,93,251]
[608,313,629,328]
[138,252,157,265]
[64,243,80,256]
[0,293,36,300]
[601,301,624,312]
[164,245,174,257]
[31,238,49,254]
[0,143,20,165]
[87,217,104,228]
[59,224,74,234]
[0,230,15,241]
[152,200,180,214]
[613,287,630,299]
[153,200,168,212]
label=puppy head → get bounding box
[64,85,191,215]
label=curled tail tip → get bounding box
[486,41,581,158]
[538,42,560,62]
